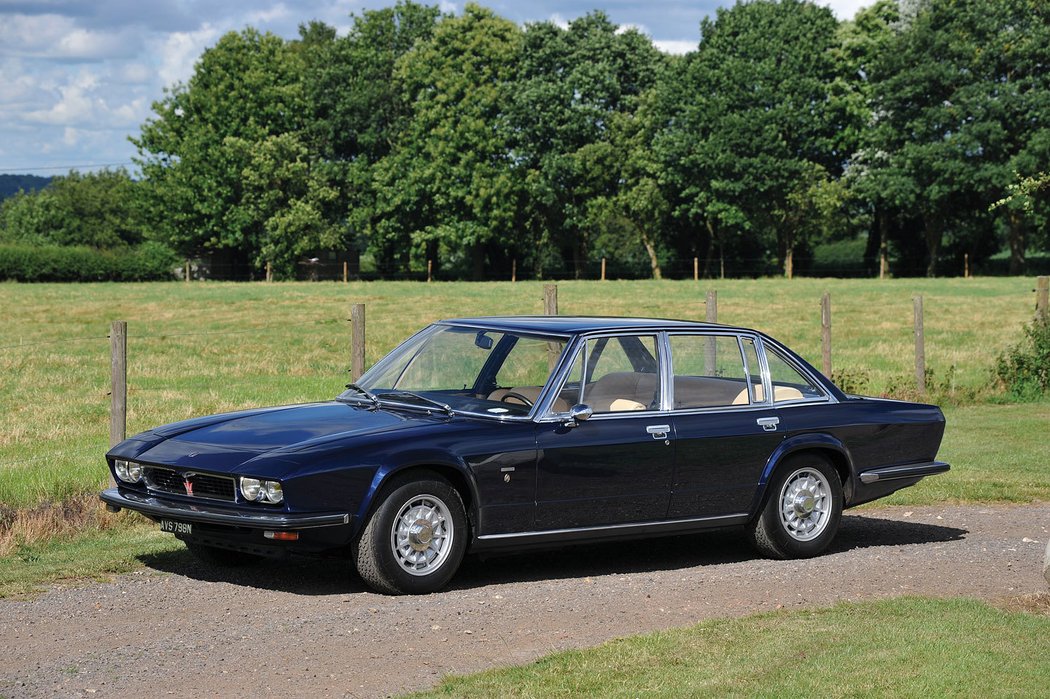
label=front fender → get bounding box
[354,452,481,532]
[750,433,855,516]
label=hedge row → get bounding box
[0,242,179,282]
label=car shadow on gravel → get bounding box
[137,513,966,595]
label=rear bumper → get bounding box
[100,488,350,530]
[858,460,950,485]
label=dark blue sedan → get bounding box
[101,316,949,594]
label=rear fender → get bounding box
[750,433,855,516]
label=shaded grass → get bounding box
[0,278,1041,511]
[413,597,1050,698]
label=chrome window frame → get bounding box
[536,330,671,422]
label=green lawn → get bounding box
[412,597,1050,698]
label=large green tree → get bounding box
[133,28,305,269]
[663,0,855,278]
[869,0,1050,275]
[374,3,522,279]
[510,12,666,278]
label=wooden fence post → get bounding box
[914,296,926,397]
[704,290,718,375]
[601,257,607,281]
[185,260,191,283]
[705,290,717,324]
[1037,276,1049,324]
[427,259,433,283]
[109,320,127,474]
[964,253,970,279]
[266,261,272,283]
[821,292,832,378]
[511,258,517,283]
[544,284,558,316]
[693,257,699,281]
[350,304,366,382]
[343,261,348,284]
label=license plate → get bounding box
[160,519,192,535]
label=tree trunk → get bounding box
[640,228,662,280]
[784,228,794,279]
[703,220,716,279]
[1007,209,1026,276]
[923,216,941,278]
[879,211,889,279]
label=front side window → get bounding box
[669,334,752,409]
[556,335,662,414]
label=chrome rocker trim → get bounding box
[100,488,350,530]
[858,461,950,485]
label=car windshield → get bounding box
[339,325,568,417]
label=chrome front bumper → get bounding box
[100,488,350,530]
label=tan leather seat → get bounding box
[586,372,658,412]
[732,384,804,404]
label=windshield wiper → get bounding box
[341,383,380,410]
[375,391,455,418]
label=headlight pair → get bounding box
[239,477,283,504]
[113,459,142,483]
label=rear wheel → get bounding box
[747,454,842,559]
[354,475,467,595]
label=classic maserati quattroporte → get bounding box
[102,316,949,594]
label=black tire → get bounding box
[184,541,262,567]
[747,454,843,559]
[354,474,467,595]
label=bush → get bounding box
[995,319,1050,400]
[809,238,868,277]
[0,243,179,282]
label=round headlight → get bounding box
[264,481,283,504]
[240,477,263,501]
[114,459,141,483]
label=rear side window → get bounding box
[669,335,751,409]
[765,347,824,402]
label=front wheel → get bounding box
[354,475,467,595]
[747,455,843,559]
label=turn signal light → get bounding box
[264,531,299,541]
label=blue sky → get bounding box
[0,1,869,175]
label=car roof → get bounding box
[439,316,749,336]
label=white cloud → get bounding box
[157,23,222,87]
[653,39,695,55]
[0,13,139,60]
[548,13,569,30]
[818,1,871,20]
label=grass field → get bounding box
[412,597,1050,698]
[0,277,1044,511]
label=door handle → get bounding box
[757,417,780,432]
[646,424,670,440]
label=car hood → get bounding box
[131,401,423,473]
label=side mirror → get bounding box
[564,404,593,427]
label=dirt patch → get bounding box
[1,502,1047,698]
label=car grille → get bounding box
[143,466,236,502]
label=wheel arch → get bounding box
[355,460,479,538]
[751,434,855,516]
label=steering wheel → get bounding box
[500,391,534,408]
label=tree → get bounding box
[133,29,305,268]
[510,12,666,278]
[375,3,523,279]
[870,0,1050,275]
[0,169,142,249]
[663,0,854,278]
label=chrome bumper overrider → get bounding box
[858,461,950,485]
[100,488,350,530]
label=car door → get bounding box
[535,334,675,530]
[666,333,783,518]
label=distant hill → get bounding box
[0,174,53,201]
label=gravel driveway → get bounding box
[2,502,1048,698]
